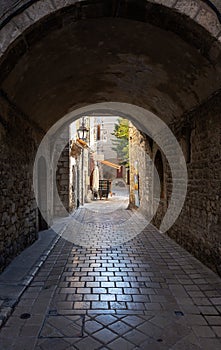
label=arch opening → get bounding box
[0,2,220,273]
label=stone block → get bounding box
[0,21,21,54]
[195,8,221,37]
[53,0,81,10]
[150,0,176,7]
[13,12,33,33]
[174,0,200,19]
[25,0,55,23]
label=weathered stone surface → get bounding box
[12,12,33,33]
[153,0,177,6]
[0,0,220,62]
[196,8,221,36]
[0,0,220,278]
[0,95,39,272]
[129,91,221,274]
[25,0,55,22]
[54,144,70,217]
[0,21,21,54]
[174,0,200,18]
[53,0,81,10]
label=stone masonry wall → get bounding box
[168,92,221,275]
[129,124,169,224]
[129,124,153,220]
[54,144,70,217]
[130,92,221,275]
[0,92,41,272]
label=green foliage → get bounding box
[111,118,129,167]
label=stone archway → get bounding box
[0,1,221,48]
[0,0,221,133]
[0,0,220,273]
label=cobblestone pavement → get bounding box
[0,196,221,349]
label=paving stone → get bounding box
[67,294,83,301]
[74,336,102,350]
[185,315,208,325]
[108,320,131,335]
[198,338,221,350]
[123,315,145,327]
[92,302,108,309]
[127,302,145,310]
[204,315,221,325]
[124,288,140,294]
[83,294,99,301]
[117,295,132,302]
[57,301,73,310]
[108,337,134,350]
[100,294,116,301]
[93,328,118,344]
[149,314,174,328]
[192,325,216,337]
[110,301,127,309]
[95,315,117,325]
[86,282,100,288]
[76,288,91,294]
[37,338,70,350]
[84,320,103,334]
[210,298,221,305]
[212,326,221,337]
[197,305,219,315]
[92,288,107,294]
[123,328,148,345]
[108,288,123,294]
[145,302,162,310]
[1,201,221,348]
[132,295,150,302]
[73,302,90,309]
[137,321,164,339]
[70,282,85,288]
[101,282,115,288]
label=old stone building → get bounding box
[129,94,221,275]
[0,0,221,277]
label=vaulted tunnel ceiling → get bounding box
[1,5,221,131]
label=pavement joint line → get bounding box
[0,217,70,329]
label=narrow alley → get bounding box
[1,1,221,349]
[0,193,221,349]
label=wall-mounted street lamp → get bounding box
[77,118,89,142]
[77,117,89,206]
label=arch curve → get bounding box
[0,0,221,59]
[0,1,221,133]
